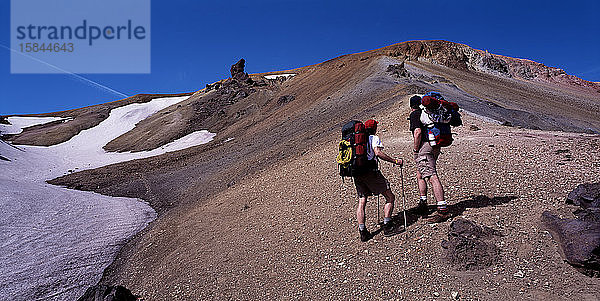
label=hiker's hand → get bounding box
[394,158,403,166]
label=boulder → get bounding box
[542,183,600,277]
[441,219,501,270]
[77,285,138,301]
[205,82,220,92]
[567,183,600,209]
[541,211,600,277]
[277,95,295,105]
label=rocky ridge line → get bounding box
[379,40,599,92]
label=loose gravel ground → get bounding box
[108,109,600,300]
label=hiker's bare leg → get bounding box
[356,196,367,225]
[430,174,444,204]
[430,147,444,204]
[382,189,395,218]
[416,170,427,197]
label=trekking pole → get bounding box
[400,165,408,231]
[377,194,381,225]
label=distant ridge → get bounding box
[368,40,600,92]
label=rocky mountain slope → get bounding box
[4,40,600,300]
[95,118,598,300]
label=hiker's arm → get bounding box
[413,128,422,153]
[374,147,403,165]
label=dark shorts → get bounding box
[353,170,391,198]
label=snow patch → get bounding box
[37,95,217,171]
[264,73,296,80]
[0,95,216,301]
[159,130,215,150]
[0,116,71,135]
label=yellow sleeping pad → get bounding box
[336,140,352,164]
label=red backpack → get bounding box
[337,120,376,178]
[421,93,462,147]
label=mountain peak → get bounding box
[372,40,598,92]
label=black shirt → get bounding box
[409,109,427,141]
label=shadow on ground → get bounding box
[379,195,519,237]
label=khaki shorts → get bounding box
[354,170,391,198]
[414,142,440,178]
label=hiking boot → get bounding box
[416,200,428,216]
[383,222,404,237]
[426,211,451,224]
[359,228,371,242]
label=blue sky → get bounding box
[1,0,599,115]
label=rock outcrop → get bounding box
[481,52,510,76]
[567,183,600,209]
[542,183,600,277]
[78,285,138,301]
[441,219,502,270]
[386,62,410,77]
[277,95,295,105]
[230,58,253,84]
[380,40,600,91]
[101,58,289,153]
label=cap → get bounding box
[365,119,378,129]
[410,95,422,109]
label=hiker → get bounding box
[354,119,404,241]
[409,95,450,223]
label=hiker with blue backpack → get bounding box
[337,119,404,241]
[409,92,462,223]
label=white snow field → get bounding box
[0,116,71,135]
[0,96,216,301]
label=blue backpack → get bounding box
[421,92,462,147]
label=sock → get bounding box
[419,195,427,203]
[437,200,448,212]
[359,224,366,231]
[383,217,391,224]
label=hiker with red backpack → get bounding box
[409,92,462,223]
[337,119,404,241]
